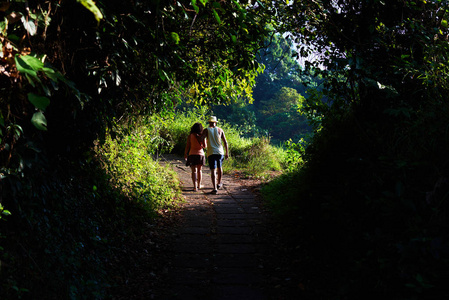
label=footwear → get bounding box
[217,183,223,189]
[210,189,218,194]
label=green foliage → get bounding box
[210,31,321,144]
[260,87,304,115]
[252,31,316,143]
[77,0,103,24]
[282,138,306,173]
[259,87,310,143]
[256,29,301,82]
[0,203,11,221]
[211,118,254,158]
[223,136,285,179]
[261,138,307,213]
[91,0,274,113]
[96,119,182,214]
[210,102,262,138]
[155,107,209,155]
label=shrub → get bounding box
[96,118,182,215]
[282,138,307,172]
[223,136,285,179]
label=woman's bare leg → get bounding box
[190,165,198,191]
[197,165,203,189]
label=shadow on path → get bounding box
[159,154,303,300]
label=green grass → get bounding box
[223,136,286,180]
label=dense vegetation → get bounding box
[2,0,449,299]
[263,0,449,298]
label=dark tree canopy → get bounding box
[0,0,275,172]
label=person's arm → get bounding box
[184,134,191,159]
[200,137,206,149]
[221,130,229,159]
[201,128,208,140]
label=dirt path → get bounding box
[158,154,303,300]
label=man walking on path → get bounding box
[200,116,229,194]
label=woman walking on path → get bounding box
[200,116,229,194]
[184,122,206,192]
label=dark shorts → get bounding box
[186,155,205,166]
[208,154,224,170]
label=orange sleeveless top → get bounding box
[188,133,205,156]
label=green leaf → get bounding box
[212,9,221,24]
[77,0,103,24]
[41,67,56,76]
[43,69,61,88]
[191,0,199,13]
[170,32,180,44]
[15,54,43,77]
[25,73,39,87]
[31,111,48,131]
[442,19,448,28]
[28,93,50,111]
[231,0,242,10]
[158,69,170,81]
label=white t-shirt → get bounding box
[206,127,224,156]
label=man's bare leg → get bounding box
[217,167,223,189]
[211,168,217,192]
